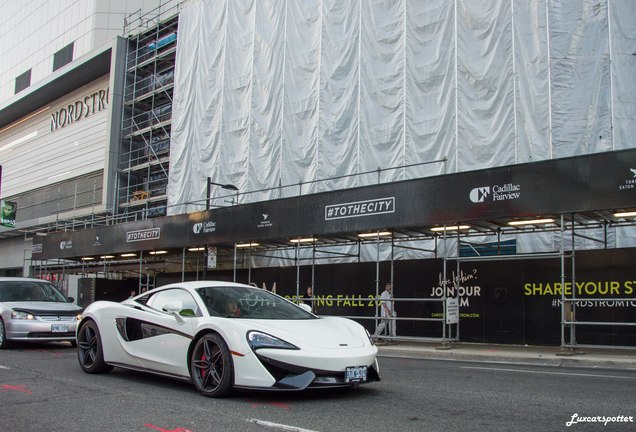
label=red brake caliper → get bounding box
[200,352,207,379]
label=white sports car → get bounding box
[77,281,380,397]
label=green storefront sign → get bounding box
[1,200,17,227]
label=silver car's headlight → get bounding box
[247,330,299,351]
[11,311,35,320]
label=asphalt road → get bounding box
[1,342,635,432]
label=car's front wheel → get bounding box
[190,333,234,397]
[0,318,12,349]
[77,320,113,374]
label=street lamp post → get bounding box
[203,177,239,279]
[206,177,239,210]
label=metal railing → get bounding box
[562,299,636,351]
[123,0,187,36]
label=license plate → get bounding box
[345,366,367,382]
[51,323,68,333]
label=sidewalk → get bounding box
[376,340,636,370]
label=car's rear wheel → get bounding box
[77,320,113,374]
[190,333,234,397]
[0,318,12,349]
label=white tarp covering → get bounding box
[168,0,636,258]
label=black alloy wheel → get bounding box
[77,320,113,374]
[190,333,234,397]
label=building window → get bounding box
[53,42,74,71]
[14,69,31,94]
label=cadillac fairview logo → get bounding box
[193,221,216,234]
[469,187,490,203]
[470,184,521,203]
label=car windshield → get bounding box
[0,280,68,302]
[195,286,316,320]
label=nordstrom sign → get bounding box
[50,88,109,131]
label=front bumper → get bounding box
[255,353,381,389]
[6,318,78,342]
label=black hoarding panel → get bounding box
[213,248,635,346]
[77,278,95,309]
[78,247,635,346]
[93,278,138,302]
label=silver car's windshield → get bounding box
[195,286,316,320]
[0,280,68,302]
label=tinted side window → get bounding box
[146,288,200,316]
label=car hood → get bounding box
[3,301,82,314]
[243,317,368,349]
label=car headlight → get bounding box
[247,331,299,351]
[76,314,83,321]
[11,311,35,320]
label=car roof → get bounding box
[156,281,255,290]
[0,277,52,283]
[135,281,259,299]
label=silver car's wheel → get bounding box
[0,318,11,349]
[190,333,234,397]
[77,320,113,374]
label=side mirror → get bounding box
[163,301,183,313]
[163,301,185,324]
[67,297,75,303]
[298,303,312,313]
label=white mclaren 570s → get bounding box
[77,281,380,397]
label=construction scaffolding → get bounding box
[118,12,178,221]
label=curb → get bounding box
[377,346,636,371]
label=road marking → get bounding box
[144,424,191,432]
[0,365,9,369]
[249,419,319,432]
[250,401,291,410]
[461,366,636,379]
[1,384,32,394]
